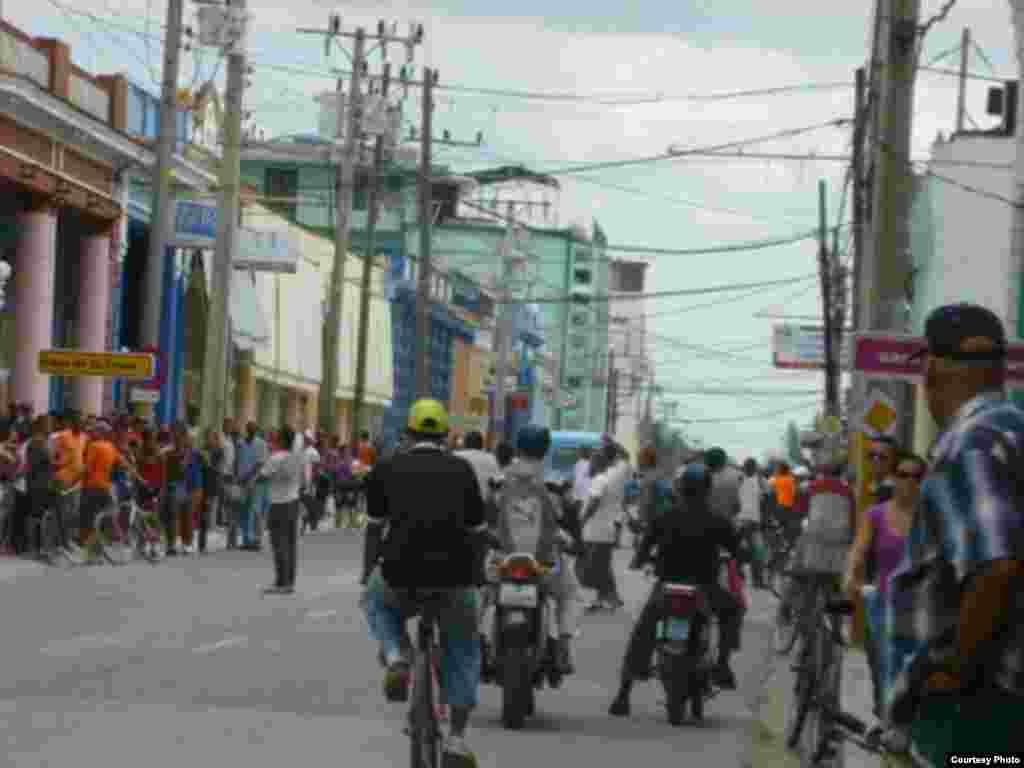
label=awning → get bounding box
[231,272,270,351]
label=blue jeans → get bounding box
[364,566,482,710]
[240,483,268,546]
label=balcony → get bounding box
[0,26,50,89]
[70,71,109,122]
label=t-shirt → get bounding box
[53,430,87,487]
[709,465,743,520]
[572,459,592,503]
[583,460,629,543]
[83,440,123,492]
[639,506,740,586]
[739,474,766,523]
[358,441,377,467]
[367,444,486,588]
[455,448,500,501]
[774,474,797,509]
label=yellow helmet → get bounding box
[407,398,449,436]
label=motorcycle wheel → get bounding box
[690,669,705,722]
[660,652,690,726]
[501,646,532,730]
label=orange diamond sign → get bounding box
[864,396,897,436]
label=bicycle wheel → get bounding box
[785,585,822,750]
[409,644,440,768]
[800,620,836,766]
[774,573,799,655]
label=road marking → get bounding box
[192,635,248,654]
[305,609,337,621]
[41,633,124,657]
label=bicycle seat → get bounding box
[824,598,855,615]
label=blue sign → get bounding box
[451,274,482,315]
[384,247,405,301]
[172,201,218,246]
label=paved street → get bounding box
[1,530,774,767]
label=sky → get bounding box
[11,0,1020,459]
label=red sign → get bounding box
[854,333,1024,385]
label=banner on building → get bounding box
[772,324,852,370]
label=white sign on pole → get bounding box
[772,324,852,371]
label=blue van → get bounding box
[544,431,605,486]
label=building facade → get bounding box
[608,259,652,457]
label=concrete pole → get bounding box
[140,0,186,418]
[320,28,365,435]
[350,61,390,447]
[413,67,435,398]
[492,211,515,444]
[956,28,971,134]
[864,0,920,448]
[1008,2,1024,344]
[199,0,246,435]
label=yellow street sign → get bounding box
[864,397,897,436]
[38,350,155,380]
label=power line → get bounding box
[666,400,819,424]
[921,169,1021,209]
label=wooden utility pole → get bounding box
[819,180,838,419]
[350,62,390,448]
[956,28,971,133]
[413,67,436,398]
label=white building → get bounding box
[608,259,652,457]
[908,80,1019,453]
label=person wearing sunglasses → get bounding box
[845,450,926,725]
[883,303,1024,763]
[867,436,899,504]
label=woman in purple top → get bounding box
[845,450,926,719]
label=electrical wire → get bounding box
[667,400,819,424]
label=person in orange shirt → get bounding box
[52,411,87,549]
[79,421,139,551]
[357,431,377,467]
[772,462,800,541]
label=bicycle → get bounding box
[783,574,848,768]
[815,706,926,768]
[404,590,460,768]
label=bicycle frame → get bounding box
[409,598,444,768]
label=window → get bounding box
[574,247,591,262]
[571,312,589,327]
[566,376,583,389]
[570,334,587,350]
[612,316,629,326]
[574,268,592,285]
[265,168,298,221]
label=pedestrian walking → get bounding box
[51,411,86,549]
[196,428,223,555]
[260,424,303,595]
[26,415,55,556]
[581,443,629,613]
[221,418,242,548]
[237,421,269,551]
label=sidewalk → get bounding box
[748,600,878,768]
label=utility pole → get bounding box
[491,206,517,445]
[350,61,390,448]
[606,347,618,436]
[319,24,365,436]
[1009,4,1024,347]
[956,28,971,134]
[863,0,920,450]
[413,66,436,398]
[851,67,867,336]
[820,180,838,421]
[199,0,248,434]
[140,0,186,418]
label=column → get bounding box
[304,392,318,432]
[236,359,256,426]
[286,389,303,430]
[76,229,112,417]
[13,205,57,415]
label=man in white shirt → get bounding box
[455,431,500,502]
[738,458,768,588]
[259,425,305,595]
[572,447,593,505]
[299,429,322,534]
[581,443,630,612]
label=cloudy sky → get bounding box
[12,0,1018,459]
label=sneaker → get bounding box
[262,585,285,595]
[384,661,411,702]
[166,548,178,557]
[609,692,631,717]
[441,735,477,768]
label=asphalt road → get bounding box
[0,529,776,768]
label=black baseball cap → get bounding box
[909,302,1007,363]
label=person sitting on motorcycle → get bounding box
[483,425,579,675]
[360,399,488,768]
[609,462,743,718]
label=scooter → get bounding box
[655,580,720,725]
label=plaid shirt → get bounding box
[885,391,1024,725]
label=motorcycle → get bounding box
[486,551,567,729]
[651,554,734,725]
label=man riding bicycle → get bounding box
[361,399,488,768]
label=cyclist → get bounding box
[609,462,743,718]
[485,425,578,675]
[360,399,487,768]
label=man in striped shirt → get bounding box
[885,303,1024,762]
